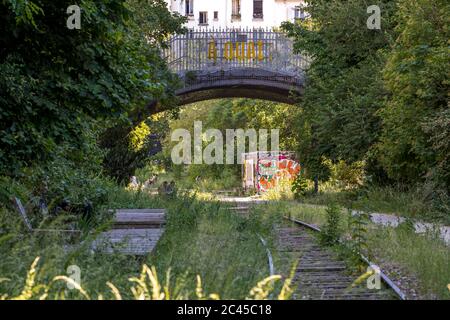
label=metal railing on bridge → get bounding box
[163,28,309,78]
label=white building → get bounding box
[165,0,306,29]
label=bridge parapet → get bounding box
[163,28,309,105]
[164,28,308,77]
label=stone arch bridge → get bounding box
[163,28,309,106]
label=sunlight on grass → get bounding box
[1,257,293,300]
[299,184,449,224]
[368,227,450,299]
[260,201,450,299]
[0,188,291,300]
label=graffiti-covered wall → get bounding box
[242,151,301,193]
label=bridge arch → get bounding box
[164,28,308,106]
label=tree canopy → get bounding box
[283,0,449,190]
[0,0,185,176]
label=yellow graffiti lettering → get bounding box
[207,41,269,62]
[224,41,234,60]
[208,40,217,62]
[257,40,264,61]
[235,42,245,61]
[247,41,256,60]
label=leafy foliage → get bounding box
[282,0,449,215]
[376,0,450,186]
[282,0,397,182]
[319,202,342,246]
[291,173,309,199]
[322,158,366,191]
[347,210,370,257]
[158,99,301,187]
[0,0,183,176]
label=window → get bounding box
[294,6,305,20]
[253,0,263,19]
[199,11,208,25]
[185,0,193,16]
[232,0,241,19]
[214,11,218,20]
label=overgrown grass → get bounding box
[149,197,281,299]
[262,180,295,201]
[262,201,450,300]
[0,256,291,300]
[0,203,147,299]
[368,226,450,299]
[300,185,450,224]
[269,201,328,227]
[0,188,289,299]
[135,166,241,193]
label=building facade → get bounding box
[165,0,306,29]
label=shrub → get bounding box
[346,210,370,259]
[291,174,309,199]
[322,158,366,191]
[319,202,342,246]
[23,145,113,215]
[262,179,294,201]
[0,139,116,230]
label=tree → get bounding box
[282,0,397,181]
[376,0,450,186]
[0,0,185,177]
[157,98,301,184]
[98,0,187,182]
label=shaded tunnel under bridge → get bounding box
[163,28,309,105]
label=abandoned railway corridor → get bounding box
[1,0,448,307]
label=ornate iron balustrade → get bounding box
[164,28,309,79]
[162,28,309,105]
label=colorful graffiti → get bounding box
[257,154,301,192]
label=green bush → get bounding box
[0,136,117,231]
[322,158,366,191]
[291,174,309,199]
[346,210,370,258]
[0,0,185,179]
[262,179,294,201]
[319,202,342,246]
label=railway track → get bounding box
[277,220,397,300]
[223,197,403,300]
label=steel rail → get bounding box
[258,234,275,276]
[285,216,407,300]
